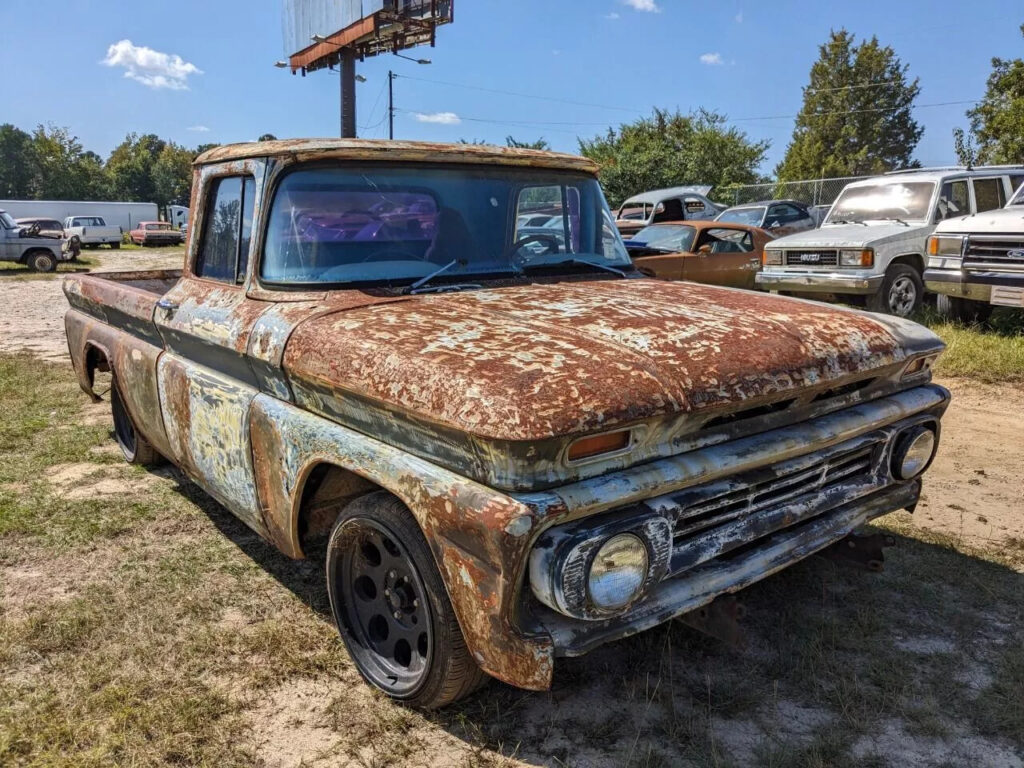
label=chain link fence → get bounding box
[713,175,871,209]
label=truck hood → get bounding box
[934,206,1024,234]
[283,279,936,443]
[770,222,929,250]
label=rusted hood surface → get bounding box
[283,279,932,442]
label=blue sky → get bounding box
[1,0,1021,175]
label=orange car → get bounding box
[624,220,774,290]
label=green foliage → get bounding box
[505,136,550,150]
[953,127,979,167]
[967,24,1024,165]
[257,133,278,142]
[152,144,195,207]
[26,124,109,200]
[0,124,36,198]
[106,133,168,204]
[578,108,769,207]
[777,30,922,180]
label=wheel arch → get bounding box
[889,252,925,275]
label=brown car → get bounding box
[625,220,775,290]
[129,221,184,247]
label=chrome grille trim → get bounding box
[784,249,840,266]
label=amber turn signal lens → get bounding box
[568,431,630,461]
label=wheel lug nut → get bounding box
[388,570,396,580]
[393,611,402,619]
[384,589,391,597]
[413,598,419,607]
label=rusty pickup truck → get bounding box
[63,139,950,709]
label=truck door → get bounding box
[154,165,269,533]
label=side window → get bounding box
[701,228,753,253]
[1010,175,1024,198]
[194,175,256,283]
[936,180,969,221]
[973,178,1006,213]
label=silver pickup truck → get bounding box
[1,209,69,271]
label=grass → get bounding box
[1,353,1023,766]
[916,306,1024,383]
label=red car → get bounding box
[129,221,184,247]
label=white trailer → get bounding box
[0,200,158,233]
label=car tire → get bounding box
[68,236,82,258]
[326,492,488,709]
[868,264,923,317]
[935,294,993,324]
[110,377,163,466]
[110,242,121,250]
[25,250,57,273]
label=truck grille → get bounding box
[644,438,884,575]
[785,249,839,267]
[964,236,1024,271]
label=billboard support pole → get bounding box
[388,71,395,140]
[340,47,356,138]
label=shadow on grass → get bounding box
[161,469,1023,766]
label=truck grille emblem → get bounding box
[800,253,822,263]
[1007,249,1024,259]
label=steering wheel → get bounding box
[505,234,561,263]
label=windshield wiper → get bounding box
[830,218,866,225]
[878,216,909,226]
[519,256,628,278]
[404,259,478,295]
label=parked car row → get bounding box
[617,165,1024,319]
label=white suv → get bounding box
[756,166,1024,316]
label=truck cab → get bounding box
[925,180,1024,321]
[756,167,1024,316]
[63,140,949,709]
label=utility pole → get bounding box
[388,70,395,140]
[340,47,356,138]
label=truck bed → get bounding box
[63,269,182,339]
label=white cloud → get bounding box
[622,0,660,12]
[187,125,210,132]
[604,12,621,19]
[735,11,743,22]
[699,52,724,66]
[413,112,461,125]
[102,39,201,90]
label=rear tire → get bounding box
[867,264,923,317]
[326,492,488,709]
[936,294,993,324]
[110,377,162,466]
[25,250,57,273]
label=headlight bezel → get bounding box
[839,248,874,267]
[763,248,783,266]
[927,234,965,257]
[891,426,938,480]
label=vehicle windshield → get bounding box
[630,223,697,252]
[0,212,16,229]
[825,181,935,223]
[261,165,631,286]
[1010,183,1024,206]
[716,206,765,227]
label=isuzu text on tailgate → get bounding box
[63,140,949,708]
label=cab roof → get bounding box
[194,138,600,174]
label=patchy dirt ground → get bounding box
[1,262,1022,767]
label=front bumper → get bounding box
[925,268,1024,300]
[756,270,883,294]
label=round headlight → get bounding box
[894,427,937,480]
[588,533,649,611]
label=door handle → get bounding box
[156,298,179,312]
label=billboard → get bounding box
[284,0,453,72]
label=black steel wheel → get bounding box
[110,376,162,466]
[326,492,487,708]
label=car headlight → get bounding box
[927,235,964,256]
[892,426,937,480]
[588,534,649,611]
[840,248,874,267]
[763,248,782,266]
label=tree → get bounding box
[152,143,195,208]
[29,124,108,200]
[953,128,978,168]
[776,30,922,180]
[578,109,769,207]
[106,133,167,202]
[258,133,278,142]
[505,136,550,150]
[966,24,1024,164]
[0,124,36,198]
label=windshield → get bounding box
[631,224,697,252]
[0,212,16,229]
[261,165,631,286]
[1010,182,1024,206]
[716,206,765,227]
[826,181,935,223]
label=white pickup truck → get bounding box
[756,166,1024,316]
[925,180,1024,321]
[63,216,122,252]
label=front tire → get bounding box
[326,492,487,709]
[936,294,993,324]
[868,264,923,317]
[25,250,57,273]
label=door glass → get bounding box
[238,178,256,283]
[973,178,1006,213]
[936,180,969,221]
[700,228,753,253]
[195,175,255,282]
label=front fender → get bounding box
[247,394,555,690]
